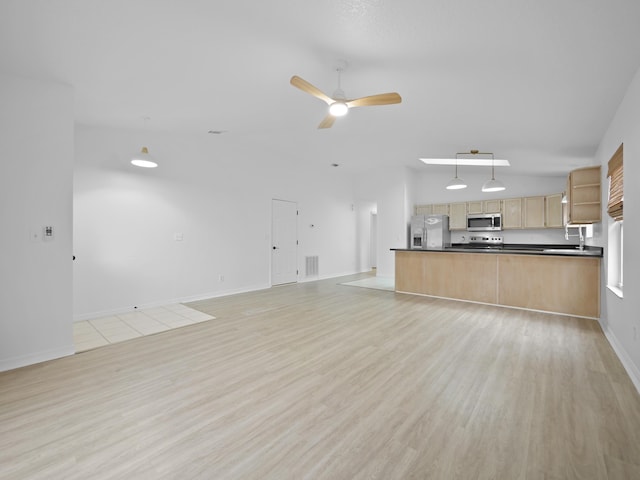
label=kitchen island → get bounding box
[393,246,602,319]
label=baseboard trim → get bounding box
[600,321,640,395]
[0,345,75,373]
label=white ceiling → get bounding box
[2,0,640,175]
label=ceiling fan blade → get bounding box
[317,114,336,129]
[346,92,402,108]
[290,76,333,105]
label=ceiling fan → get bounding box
[290,68,402,129]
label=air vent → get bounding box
[305,256,319,277]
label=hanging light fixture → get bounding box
[131,116,158,168]
[481,152,506,193]
[445,153,467,190]
[131,147,157,168]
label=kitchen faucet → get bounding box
[565,225,585,250]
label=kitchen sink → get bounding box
[542,248,599,255]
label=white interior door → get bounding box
[271,199,298,285]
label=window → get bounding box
[606,144,623,297]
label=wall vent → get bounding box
[305,256,319,277]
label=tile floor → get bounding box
[340,276,395,291]
[73,304,215,352]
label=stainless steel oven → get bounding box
[466,213,502,231]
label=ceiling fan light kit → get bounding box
[329,101,348,117]
[289,66,401,129]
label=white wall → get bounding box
[596,65,640,391]
[73,126,360,319]
[354,167,412,277]
[355,200,377,273]
[0,73,74,371]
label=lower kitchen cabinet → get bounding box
[394,250,600,318]
[395,251,497,304]
[497,254,600,318]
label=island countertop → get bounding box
[392,243,603,257]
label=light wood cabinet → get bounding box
[395,251,600,318]
[523,196,545,229]
[467,201,483,214]
[395,251,498,304]
[449,202,467,230]
[483,199,502,213]
[415,204,432,215]
[431,203,449,215]
[498,254,600,318]
[566,166,601,224]
[415,191,565,231]
[502,198,522,229]
[545,193,564,228]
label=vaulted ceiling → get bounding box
[2,0,640,175]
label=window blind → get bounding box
[607,143,623,221]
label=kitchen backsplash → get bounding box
[451,228,576,245]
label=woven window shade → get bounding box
[607,144,623,221]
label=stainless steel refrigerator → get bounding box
[410,214,451,250]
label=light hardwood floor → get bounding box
[2,272,640,479]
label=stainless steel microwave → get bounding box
[467,213,502,231]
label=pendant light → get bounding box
[446,154,467,190]
[131,116,158,168]
[481,153,505,192]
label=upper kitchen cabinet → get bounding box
[467,200,501,214]
[467,201,484,214]
[416,204,432,215]
[545,193,564,228]
[432,204,450,215]
[523,196,545,229]
[483,199,502,213]
[449,202,467,230]
[502,198,522,229]
[566,166,601,224]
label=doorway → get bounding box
[271,199,298,285]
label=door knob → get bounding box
[273,246,277,250]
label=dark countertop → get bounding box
[392,243,603,257]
